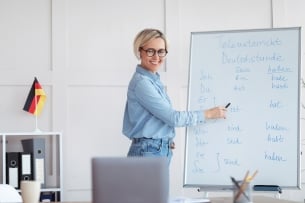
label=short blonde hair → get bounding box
[133,28,168,60]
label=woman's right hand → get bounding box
[204,106,227,119]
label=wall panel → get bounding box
[63,86,129,200]
[0,0,51,70]
[66,0,165,72]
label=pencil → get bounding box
[250,170,258,180]
[247,170,258,182]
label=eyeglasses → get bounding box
[140,47,168,57]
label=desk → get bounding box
[51,196,300,203]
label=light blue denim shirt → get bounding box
[122,65,205,140]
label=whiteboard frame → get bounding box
[183,27,302,190]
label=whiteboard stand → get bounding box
[275,192,281,199]
[274,188,282,199]
[197,188,209,198]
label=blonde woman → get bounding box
[122,28,227,165]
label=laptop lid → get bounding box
[92,157,169,203]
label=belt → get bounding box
[132,137,175,149]
[132,137,169,143]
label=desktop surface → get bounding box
[50,196,300,203]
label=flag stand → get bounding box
[34,114,41,132]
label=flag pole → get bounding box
[34,91,41,132]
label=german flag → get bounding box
[23,77,46,116]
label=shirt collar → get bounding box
[136,65,160,81]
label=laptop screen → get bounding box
[92,157,169,203]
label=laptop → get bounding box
[91,157,169,203]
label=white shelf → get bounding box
[0,131,63,201]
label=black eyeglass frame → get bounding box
[140,47,168,57]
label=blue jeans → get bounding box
[127,138,173,165]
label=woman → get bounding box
[122,28,227,164]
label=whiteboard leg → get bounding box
[196,188,209,199]
[203,192,209,198]
[274,192,281,199]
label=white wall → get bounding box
[0,0,304,201]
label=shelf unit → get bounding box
[0,131,63,201]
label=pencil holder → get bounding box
[232,180,252,203]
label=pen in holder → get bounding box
[231,170,258,203]
[232,179,252,203]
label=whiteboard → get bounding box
[184,27,301,189]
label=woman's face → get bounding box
[140,38,166,73]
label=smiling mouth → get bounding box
[150,60,160,65]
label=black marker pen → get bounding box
[225,103,231,108]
